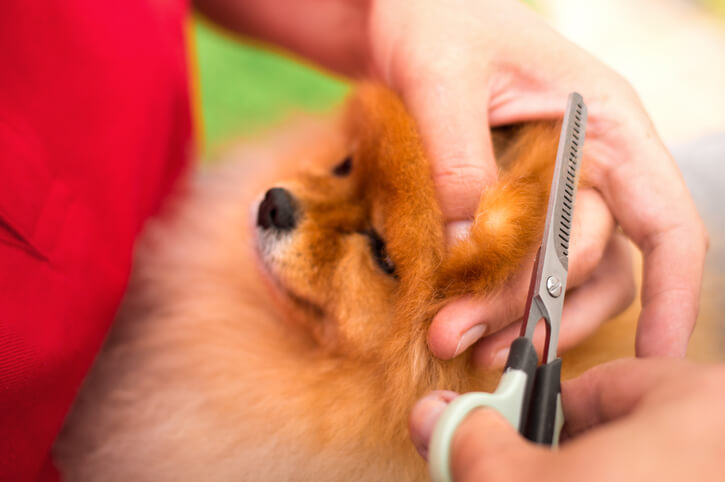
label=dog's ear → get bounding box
[437,122,561,298]
[342,89,574,315]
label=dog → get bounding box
[55,85,637,481]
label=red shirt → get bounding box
[0,1,192,479]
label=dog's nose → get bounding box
[257,188,298,231]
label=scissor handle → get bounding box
[524,358,564,445]
[428,338,538,482]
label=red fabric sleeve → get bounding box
[0,1,192,479]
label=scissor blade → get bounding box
[521,93,587,362]
[549,93,587,271]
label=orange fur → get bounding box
[55,85,635,481]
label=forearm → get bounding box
[194,0,372,77]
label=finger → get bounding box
[561,357,692,437]
[428,253,534,360]
[409,390,460,460]
[451,409,548,482]
[428,189,614,360]
[636,219,707,357]
[592,140,708,357]
[566,189,616,287]
[397,72,499,225]
[555,234,635,352]
[472,234,635,368]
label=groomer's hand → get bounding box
[410,358,725,482]
[196,0,707,361]
[367,0,707,363]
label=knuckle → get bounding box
[619,78,640,103]
[432,163,489,188]
[431,165,492,220]
[607,70,641,105]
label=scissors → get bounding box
[428,92,588,482]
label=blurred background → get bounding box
[191,0,725,359]
[192,0,725,151]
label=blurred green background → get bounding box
[193,18,348,156]
[192,0,724,155]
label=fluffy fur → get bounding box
[55,85,635,481]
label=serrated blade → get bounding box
[521,92,587,363]
[551,93,587,269]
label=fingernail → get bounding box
[411,392,456,460]
[491,347,509,367]
[454,323,487,357]
[445,221,472,245]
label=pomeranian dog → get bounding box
[55,85,637,481]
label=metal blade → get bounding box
[521,93,587,363]
[551,93,587,271]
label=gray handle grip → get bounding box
[428,369,530,482]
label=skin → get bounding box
[409,358,725,481]
[194,0,707,357]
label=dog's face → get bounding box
[253,85,557,371]
[255,165,397,352]
[254,86,446,360]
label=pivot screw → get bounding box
[546,276,562,297]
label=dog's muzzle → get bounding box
[257,187,299,232]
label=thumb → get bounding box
[410,392,542,482]
[398,77,498,241]
[450,408,541,482]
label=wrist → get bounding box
[195,0,373,78]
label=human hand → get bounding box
[409,358,725,481]
[367,0,708,363]
[196,0,707,360]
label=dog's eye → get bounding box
[332,156,353,177]
[366,230,396,277]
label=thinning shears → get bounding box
[429,93,588,482]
